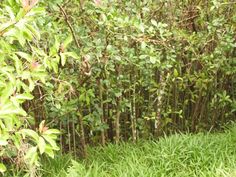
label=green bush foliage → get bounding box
[0,0,62,174]
[44,0,235,154]
[0,0,235,175]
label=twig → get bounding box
[78,0,84,12]
[177,15,199,24]
[148,2,165,21]
[57,4,81,48]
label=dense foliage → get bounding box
[45,0,235,157]
[0,0,235,175]
[0,0,63,174]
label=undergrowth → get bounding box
[7,126,236,177]
[68,130,236,177]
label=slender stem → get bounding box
[99,79,106,146]
[57,4,81,48]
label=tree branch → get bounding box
[57,4,81,49]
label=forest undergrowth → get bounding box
[7,125,236,177]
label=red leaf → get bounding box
[93,0,102,6]
[21,0,38,11]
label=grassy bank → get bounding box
[7,127,236,177]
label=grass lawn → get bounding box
[40,127,236,177]
[8,127,236,177]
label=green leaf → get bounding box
[63,35,73,49]
[16,52,32,62]
[151,19,158,27]
[1,83,14,103]
[0,138,8,146]
[139,23,145,33]
[26,24,40,40]
[12,133,21,149]
[27,7,45,16]
[21,71,31,80]
[28,78,35,91]
[51,61,58,73]
[42,134,59,150]
[0,163,6,173]
[0,102,27,116]
[15,93,34,100]
[115,92,122,98]
[20,129,39,142]
[12,54,23,74]
[60,53,66,66]
[43,129,60,135]
[15,30,26,47]
[150,57,157,64]
[38,137,46,154]
[22,27,34,41]
[6,6,15,20]
[141,42,147,50]
[16,9,26,21]
[64,52,79,59]
[174,69,179,77]
[44,145,54,158]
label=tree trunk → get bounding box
[99,79,106,146]
[131,86,137,142]
[115,97,121,144]
[155,71,166,137]
[77,111,87,158]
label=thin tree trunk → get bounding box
[191,92,202,132]
[72,120,76,157]
[131,85,137,142]
[115,64,121,144]
[107,103,114,142]
[99,79,106,146]
[77,111,87,158]
[155,71,165,137]
[67,120,71,152]
[60,121,63,154]
[115,96,121,144]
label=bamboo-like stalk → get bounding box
[67,119,71,152]
[72,120,76,157]
[99,79,106,146]
[155,71,166,137]
[115,96,121,144]
[107,103,114,143]
[191,92,202,132]
[131,84,137,142]
[60,121,63,155]
[77,111,87,158]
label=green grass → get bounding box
[7,126,236,177]
[41,127,236,177]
